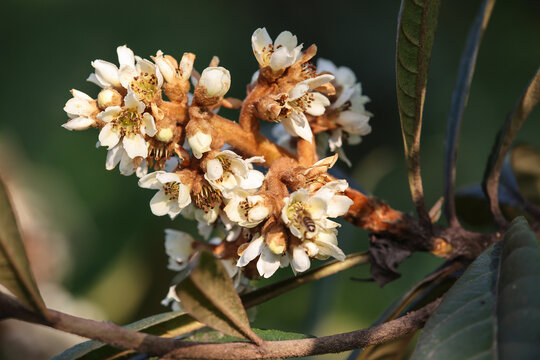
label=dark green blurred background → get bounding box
[1,0,539,358]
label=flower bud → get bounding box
[97,88,122,109]
[154,50,177,83]
[199,66,231,97]
[187,131,212,159]
[156,127,174,143]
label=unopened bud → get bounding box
[188,131,212,159]
[154,50,177,83]
[156,128,174,143]
[97,88,122,109]
[199,66,231,97]
[265,222,287,255]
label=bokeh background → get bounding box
[1,0,539,358]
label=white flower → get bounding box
[62,89,97,130]
[204,150,264,196]
[88,45,163,104]
[138,171,191,219]
[278,75,334,142]
[199,67,231,97]
[187,131,212,159]
[117,46,164,103]
[281,180,353,240]
[224,192,269,228]
[97,92,157,159]
[236,235,288,278]
[165,229,195,271]
[316,58,372,165]
[105,143,148,177]
[252,28,303,72]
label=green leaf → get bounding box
[483,68,540,226]
[175,251,261,343]
[396,0,441,224]
[53,252,368,360]
[443,0,495,225]
[351,261,460,360]
[411,216,540,360]
[0,177,47,317]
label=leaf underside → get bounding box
[411,216,540,360]
[0,177,47,317]
[396,0,441,222]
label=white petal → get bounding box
[288,83,309,101]
[335,66,357,88]
[123,134,148,159]
[177,183,192,209]
[62,117,95,131]
[98,123,121,149]
[328,129,343,152]
[291,246,311,273]
[318,241,345,261]
[71,89,93,101]
[248,204,269,223]
[87,73,105,87]
[224,198,243,223]
[105,145,123,170]
[117,45,135,68]
[64,98,94,117]
[97,106,122,123]
[327,195,354,217]
[316,58,337,74]
[188,131,212,159]
[136,159,148,178]
[302,74,335,90]
[251,28,272,64]
[237,235,265,267]
[156,172,181,184]
[274,31,297,50]
[306,92,330,116]
[165,229,194,270]
[240,170,264,190]
[92,60,121,88]
[282,111,313,143]
[257,246,281,278]
[138,171,162,189]
[142,113,157,137]
[270,46,295,71]
[155,51,176,83]
[333,85,356,109]
[124,92,143,111]
[205,159,224,181]
[119,150,136,176]
[119,65,138,89]
[150,190,172,217]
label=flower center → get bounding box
[163,182,180,201]
[287,201,316,235]
[260,44,275,65]
[239,199,258,218]
[111,109,142,136]
[193,184,223,212]
[130,72,158,103]
[288,93,314,113]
